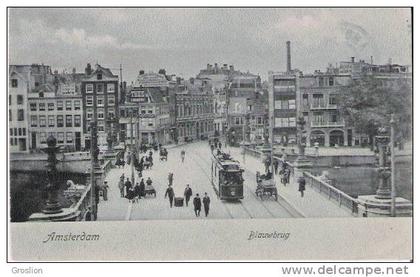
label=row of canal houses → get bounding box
[9,62,269,153]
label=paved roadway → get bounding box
[97,141,299,221]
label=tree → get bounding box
[338,76,412,147]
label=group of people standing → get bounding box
[118,174,155,202]
[164,180,211,217]
[266,155,306,197]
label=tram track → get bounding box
[193,146,298,218]
[192,148,289,219]
[189,150,259,219]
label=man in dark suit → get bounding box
[184,184,192,207]
[165,184,175,208]
[193,193,201,217]
[203,192,211,217]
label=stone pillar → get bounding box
[375,131,391,199]
[41,135,63,214]
[293,115,312,180]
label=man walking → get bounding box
[193,193,201,217]
[164,184,175,208]
[101,181,109,201]
[273,159,279,175]
[203,192,210,217]
[124,178,132,197]
[181,149,186,163]
[184,184,192,207]
[118,178,125,198]
[168,172,174,186]
[298,176,306,197]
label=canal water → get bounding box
[310,164,412,201]
[10,171,87,222]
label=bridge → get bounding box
[96,141,354,221]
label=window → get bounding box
[329,95,337,105]
[86,108,93,120]
[289,99,296,109]
[31,115,37,127]
[48,102,54,111]
[18,128,22,136]
[30,103,36,111]
[66,100,72,111]
[329,77,334,86]
[10,128,13,136]
[39,115,46,127]
[9,95,11,105]
[97,83,104,94]
[97,122,105,132]
[108,110,115,119]
[74,115,81,127]
[10,138,13,145]
[318,77,324,87]
[108,95,115,106]
[40,132,47,144]
[313,112,324,124]
[86,95,93,106]
[57,101,63,110]
[48,115,55,127]
[289,117,296,127]
[98,108,105,119]
[22,128,26,136]
[18,109,24,121]
[17,95,24,105]
[97,96,104,106]
[39,103,45,111]
[57,115,64,127]
[9,110,11,121]
[66,132,73,143]
[97,73,102,80]
[86,84,93,93]
[312,94,324,107]
[57,132,64,144]
[107,84,115,93]
[74,100,81,110]
[11,79,18,87]
[66,115,72,127]
[148,118,154,127]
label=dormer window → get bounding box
[97,73,102,80]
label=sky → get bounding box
[8,8,412,82]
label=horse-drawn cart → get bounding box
[255,171,278,201]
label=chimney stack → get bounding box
[286,41,292,72]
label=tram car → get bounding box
[211,151,244,200]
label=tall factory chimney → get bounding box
[286,41,292,72]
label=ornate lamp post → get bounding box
[296,115,306,160]
[374,127,392,200]
[41,135,63,214]
[292,114,312,181]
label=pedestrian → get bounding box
[273,159,279,175]
[118,178,125,198]
[218,142,222,149]
[101,181,109,201]
[139,178,145,198]
[134,182,141,202]
[184,184,192,207]
[124,178,132,197]
[210,144,214,153]
[164,184,175,208]
[126,186,135,203]
[203,192,210,217]
[193,193,201,217]
[264,157,271,173]
[181,149,186,163]
[146,177,153,187]
[168,172,174,186]
[298,176,306,197]
[285,168,290,184]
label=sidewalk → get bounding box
[229,147,353,218]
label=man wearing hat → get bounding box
[165,184,175,208]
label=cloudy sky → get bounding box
[8,8,412,82]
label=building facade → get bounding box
[81,64,119,148]
[27,84,84,151]
[172,78,215,142]
[119,87,171,146]
[9,69,30,152]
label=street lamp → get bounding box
[41,135,63,214]
[296,115,306,159]
[374,127,392,200]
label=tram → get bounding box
[211,151,244,200]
